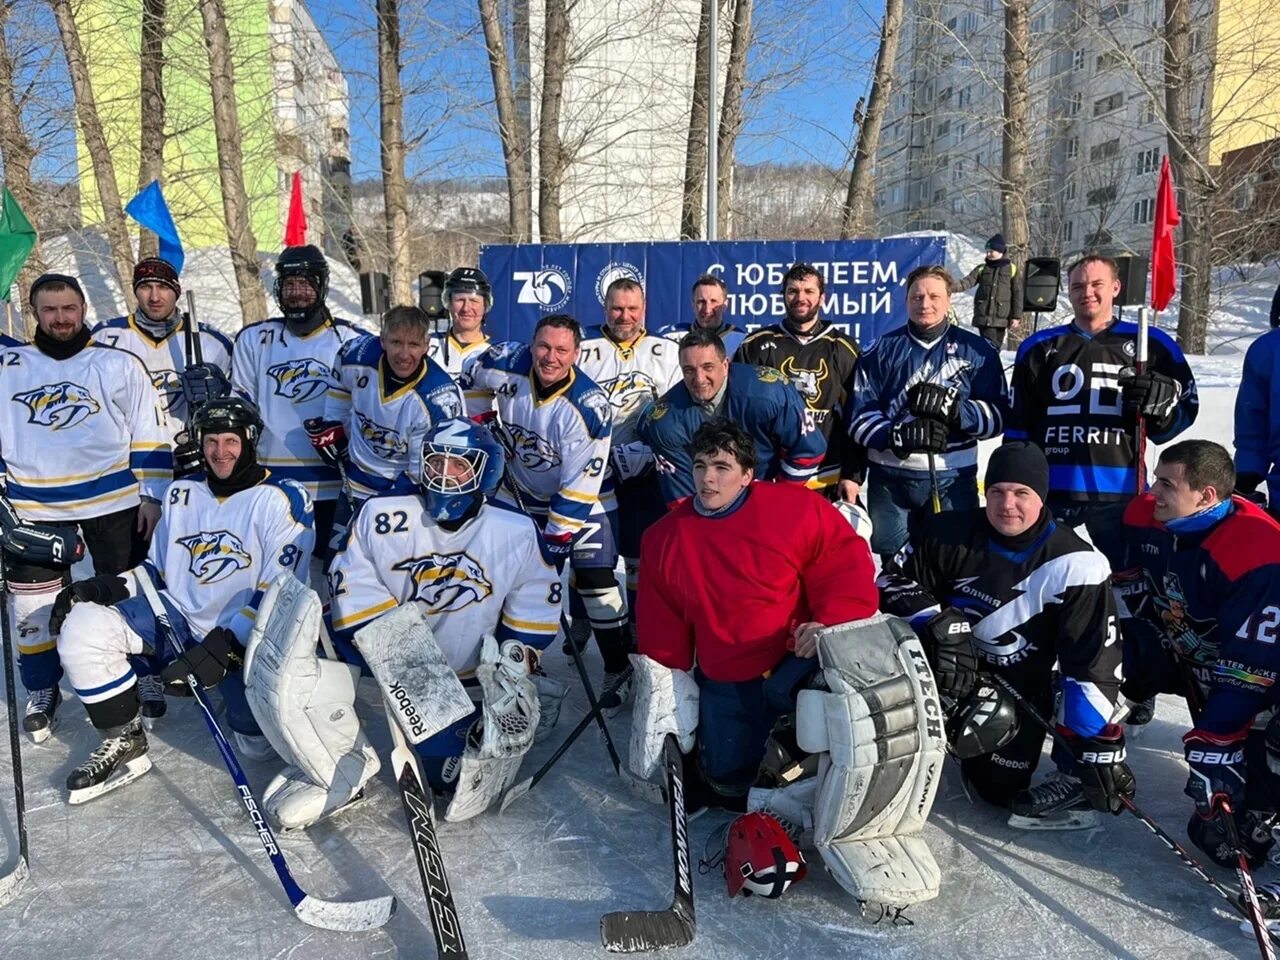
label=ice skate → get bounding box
[67,717,152,804]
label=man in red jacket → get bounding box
[635,418,878,807]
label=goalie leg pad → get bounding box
[795,613,945,905]
[628,653,698,780]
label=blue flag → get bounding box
[125,180,184,275]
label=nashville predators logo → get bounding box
[356,412,407,460]
[779,357,829,405]
[267,358,333,403]
[150,369,182,411]
[177,531,253,584]
[13,382,101,430]
[756,366,785,384]
[505,423,561,472]
[394,552,493,612]
[605,371,658,410]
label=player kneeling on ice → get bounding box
[250,417,563,829]
[879,441,1135,830]
[631,419,946,907]
[52,397,314,802]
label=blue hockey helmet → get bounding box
[417,418,504,522]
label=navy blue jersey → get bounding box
[1234,328,1280,505]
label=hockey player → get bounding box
[734,262,861,499]
[878,441,1133,829]
[1007,254,1197,566]
[312,305,465,502]
[52,395,314,801]
[846,264,1009,562]
[92,257,233,441]
[0,273,172,742]
[656,273,747,356]
[1233,323,1280,515]
[637,326,826,505]
[232,245,360,552]
[1117,439,1280,868]
[427,266,493,378]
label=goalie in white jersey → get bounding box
[426,266,493,379]
[53,396,314,803]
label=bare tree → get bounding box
[136,0,166,262]
[0,6,47,308]
[377,0,412,305]
[50,0,135,308]
[478,0,532,241]
[537,0,569,241]
[839,0,902,238]
[196,0,266,325]
[1000,0,1030,266]
[680,0,712,239]
[716,0,751,238]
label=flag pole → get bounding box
[1135,306,1150,496]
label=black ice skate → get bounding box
[22,686,61,744]
[1008,770,1099,831]
[66,717,152,804]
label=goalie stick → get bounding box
[600,735,694,952]
[136,574,395,931]
[0,552,28,906]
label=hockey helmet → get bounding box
[274,244,330,321]
[417,418,505,522]
[833,498,873,546]
[946,682,1019,760]
[724,812,807,899]
[443,266,493,312]
[191,395,265,472]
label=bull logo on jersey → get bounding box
[394,552,493,612]
[779,357,829,405]
[178,531,252,584]
[1146,570,1217,664]
[12,382,101,430]
[355,412,407,460]
[267,359,333,403]
[150,369,182,411]
[505,423,561,472]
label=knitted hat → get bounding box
[986,233,1007,254]
[28,273,85,305]
[986,441,1049,501]
[133,257,181,295]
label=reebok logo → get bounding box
[389,681,427,739]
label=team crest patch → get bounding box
[505,423,561,472]
[580,388,613,437]
[356,412,408,459]
[178,531,253,584]
[428,386,463,421]
[756,367,785,384]
[267,358,333,403]
[779,357,828,404]
[646,401,669,422]
[605,371,658,409]
[13,382,102,430]
[150,369,182,411]
[394,552,493,612]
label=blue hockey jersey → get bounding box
[1234,328,1280,504]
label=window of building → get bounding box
[1032,13,1047,31]
[952,197,965,214]
[1100,1,1129,23]
[1140,98,1157,124]
[1093,92,1124,116]
[1090,138,1120,161]
[1133,147,1159,175]
[1087,184,1119,205]
[1067,92,1082,116]
[1063,220,1074,241]
[1073,48,1086,71]
[1235,180,1256,212]
[937,119,951,139]
[933,188,948,203]
[1132,198,1155,223]
[958,86,972,109]
[1096,50,1122,72]
[1066,137,1080,159]
[1065,180,1077,201]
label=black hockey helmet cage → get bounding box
[274,244,330,320]
[946,681,1020,760]
[191,394,265,450]
[443,266,493,311]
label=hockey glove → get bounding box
[906,383,961,425]
[1118,368,1181,422]
[160,626,245,689]
[1235,471,1268,506]
[1183,728,1247,817]
[918,607,979,699]
[0,496,83,567]
[1073,724,1136,814]
[50,574,130,635]
[610,441,654,482]
[172,429,204,480]
[303,417,348,468]
[540,530,575,568]
[888,417,949,458]
[179,362,231,411]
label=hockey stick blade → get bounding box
[294,891,396,933]
[0,855,27,907]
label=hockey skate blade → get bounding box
[0,856,28,907]
[621,770,666,806]
[293,892,396,932]
[1007,808,1099,831]
[66,754,153,805]
[601,906,694,952]
[25,718,58,745]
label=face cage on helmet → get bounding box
[422,446,485,495]
[733,850,805,899]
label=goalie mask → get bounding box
[724,812,807,899]
[417,418,504,523]
[946,682,1019,760]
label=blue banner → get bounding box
[478,237,947,348]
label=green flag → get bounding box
[0,187,36,302]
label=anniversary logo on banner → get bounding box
[478,237,947,348]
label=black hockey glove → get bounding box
[303,417,348,468]
[1073,724,1136,814]
[160,626,245,689]
[918,607,979,699]
[0,496,83,567]
[172,429,203,480]
[889,417,949,458]
[1118,368,1181,422]
[1235,471,1268,506]
[50,575,130,635]
[179,362,231,411]
[1183,729,1247,817]
[906,383,961,425]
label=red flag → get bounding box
[285,172,307,246]
[1150,155,1180,311]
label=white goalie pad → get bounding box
[353,602,473,744]
[795,613,945,906]
[628,653,699,781]
[243,576,379,828]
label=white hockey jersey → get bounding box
[140,474,314,644]
[0,342,172,521]
[328,496,560,672]
[323,334,467,499]
[460,342,613,538]
[231,316,362,501]
[427,332,490,379]
[578,327,681,445]
[92,314,234,439]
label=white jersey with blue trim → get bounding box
[0,342,172,521]
[460,341,613,538]
[92,314,233,439]
[230,316,361,501]
[427,332,491,379]
[577,328,681,445]
[328,496,560,672]
[324,335,467,499]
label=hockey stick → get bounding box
[1220,797,1277,960]
[500,690,610,813]
[136,574,395,931]
[1134,306,1150,496]
[927,452,942,514]
[0,552,28,906]
[380,690,468,957]
[600,734,694,952]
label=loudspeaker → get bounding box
[1023,257,1061,312]
[359,272,389,316]
[1113,255,1149,307]
[419,270,449,319]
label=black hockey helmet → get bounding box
[443,266,493,311]
[191,394,264,451]
[274,244,330,322]
[946,682,1019,760]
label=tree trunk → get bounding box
[196,0,266,325]
[377,0,412,306]
[681,0,711,240]
[137,0,167,262]
[0,8,47,314]
[715,0,751,239]
[1000,0,1030,270]
[477,0,532,242]
[839,0,903,238]
[537,0,568,242]
[50,0,135,310]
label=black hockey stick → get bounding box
[136,575,395,931]
[0,552,28,906]
[500,689,611,812]
[600,735,694,952]
[1220,797,1277,960]
[381,691,468,957]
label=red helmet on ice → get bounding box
[724,812,807,899]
